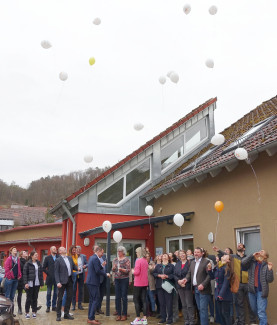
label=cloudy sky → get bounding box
[1,0,277,188]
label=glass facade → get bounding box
[126,160,150,196]
[98,178,124,204]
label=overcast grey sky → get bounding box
[1,0,277,188]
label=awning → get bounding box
[79,212,194,238]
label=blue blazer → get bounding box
[209,265,232,301]
[86,254,107,286]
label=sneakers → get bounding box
[130,318,142,325]
[61,311,64,318]
[141,319,148,325]
[25,314,30,319]
[209,316,215,323]
[32,313,36,318]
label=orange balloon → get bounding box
[214,201,224,213]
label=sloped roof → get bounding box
[143,96,277,196]
[0,206,48,225]
[62,97,217,204]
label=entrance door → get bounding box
[166,235,193,253]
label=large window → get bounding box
[98,178,124,204]
[161,136,184,170]
[185,118,207,152]
[98,159,150,204]
[126,160,150,196]
[236,226,261,256]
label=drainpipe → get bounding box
[62,201,76,246]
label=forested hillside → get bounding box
[0,167,109,207]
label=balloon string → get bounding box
[179,226,181,236]
[148,215,152,238]
[214,212,220,245]
[249,162,261,203]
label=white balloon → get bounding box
[145,205,154,216]
[209,5,218,15]
[84,155,93,163]
[170,72,179,83]
[93,17,101,25]
[234,148,248,160]
[102,220,112,233]
[159,76,166,85]
[173,213,184,227]
[134,123,144,131]
[41,40,52,49]
[113,230,122,243]
[205,59,214,69]
[167,71,174,78]
[59,72,68,81]
[211,134,225,146]
[183,4,191,15]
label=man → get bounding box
[96,247,107,315]
[43,246,58,312]
[55,247,79,322]
[86,245,110,324]
[213,243,257,325]
[184,247,211,325]
[72,245,87,310]
[242,250,274,325]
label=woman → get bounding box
[174,250,194,325]
[153,253,175,325]
[112,246,131,321]
[17,250,28,314]
[131,247,149,325]
[4,246,22,303]
[208,254,234,325]
[23,251,44,319]
[146,253,156,316]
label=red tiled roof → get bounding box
[0,222,62,234]
[0,206,48,225]
[146,96,277,194]
[65,97,217,203]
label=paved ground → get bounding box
[15,291,185,325]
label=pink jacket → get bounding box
[4,256,22,280]
[133,258,149,287]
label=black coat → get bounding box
[17,257,27,290]
[23,260,44,286]
[43,254,58,285]
[174,260,191,290]
[153,263,175,289]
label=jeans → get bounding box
[46,283,57,308]
[5,278,18,302]
[194,287,209,325]
[157,288,173,324]
[147,289,156,312]
[115,278,129,316]
[248,289,268,325]
[218,300,232,325]
[25,286,40,313]
[133,286,147,317]
[209,294,215,317]
[87,284,99,321]
[72,273,84,307]
[178,288,194,325]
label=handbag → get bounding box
[161,280,176,294]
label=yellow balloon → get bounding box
[89,57,95,66]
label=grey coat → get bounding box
[241,254,274,298]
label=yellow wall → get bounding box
[153,151,277,322]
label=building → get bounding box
[50,98,217,264]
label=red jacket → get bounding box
[4,255,22,280]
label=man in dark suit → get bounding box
[43,246,58,312]
[72,245,88,310]
[55,246,79,322]
[184,247,211,325]
[86,245,110,325]
[96,247,107,314]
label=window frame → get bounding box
[166,235,193,253]
[97,157,152,207]
[235,226,260,246]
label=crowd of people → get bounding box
[0,242,274,325]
